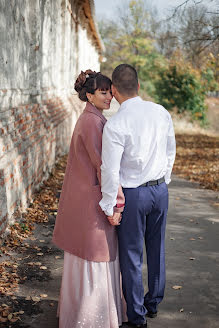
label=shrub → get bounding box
[154,64,207,122]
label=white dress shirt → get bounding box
[99,96,176,216]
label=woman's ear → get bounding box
[86,92,93,103]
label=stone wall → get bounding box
[0,0,102,235]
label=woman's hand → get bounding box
[107,212,122,226]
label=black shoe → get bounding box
[146,311,157,318]
[122,322,147,327]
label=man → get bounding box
[99,64,176,328]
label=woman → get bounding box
[52,70,125,328]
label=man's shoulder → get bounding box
[144,100,167,111]
[145,100,171,119]
[105,110,123,127]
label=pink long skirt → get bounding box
[58,251,126,328]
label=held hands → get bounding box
[107,212,122,226]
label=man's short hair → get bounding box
[112,64,138,96]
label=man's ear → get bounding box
[111,84,117,96]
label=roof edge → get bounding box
[83,0,105,54]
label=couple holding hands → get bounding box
[53,64,176,328]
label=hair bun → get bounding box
[74,69,97,92]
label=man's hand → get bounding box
[107,212,122,226]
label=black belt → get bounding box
[139,176,165,187]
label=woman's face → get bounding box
[88,89,113,111]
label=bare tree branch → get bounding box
[206,12,219,15]
[185,36,218,43]
[168,0,217,19]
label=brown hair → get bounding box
[74,69,112,102]
[112,64,138,96]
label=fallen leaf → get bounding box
[25,296,31,301]
[37,253,44,256]
[39,240,45,243]
[170,237,175,240]
[198,236,203,240]
[40,294,48,298]
[190,238,196,241]
[34,247,41,251]
[42,231,51,237]
[172,285,182,290]
[55,256,61,259]
[9,317,19,323]
[2,310,9,317]
[8,313,13,320]
[40,266,47,270]
[31,296,40,302]
[189,257,196,260]
[50,303,54,307]
[179,308,184,312]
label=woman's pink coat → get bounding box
[52,102,124,262]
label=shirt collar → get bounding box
[84,102,107,122]
[118,96,142,112]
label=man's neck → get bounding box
[117,94,138,105]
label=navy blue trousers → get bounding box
[117,182,168,325]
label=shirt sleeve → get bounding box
[165,115,176,184]
[99,122,125,216]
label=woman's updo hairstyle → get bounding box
[74,69,112,102]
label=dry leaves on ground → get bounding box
[172,285,183,290]
[0,156,68,325]
[173,134,219,191]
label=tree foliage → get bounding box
[154,62,206,120]
[99,0,166,94]
[98,0,218,122]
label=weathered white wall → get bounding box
[0,0,101,235]
[0,0,100,107]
